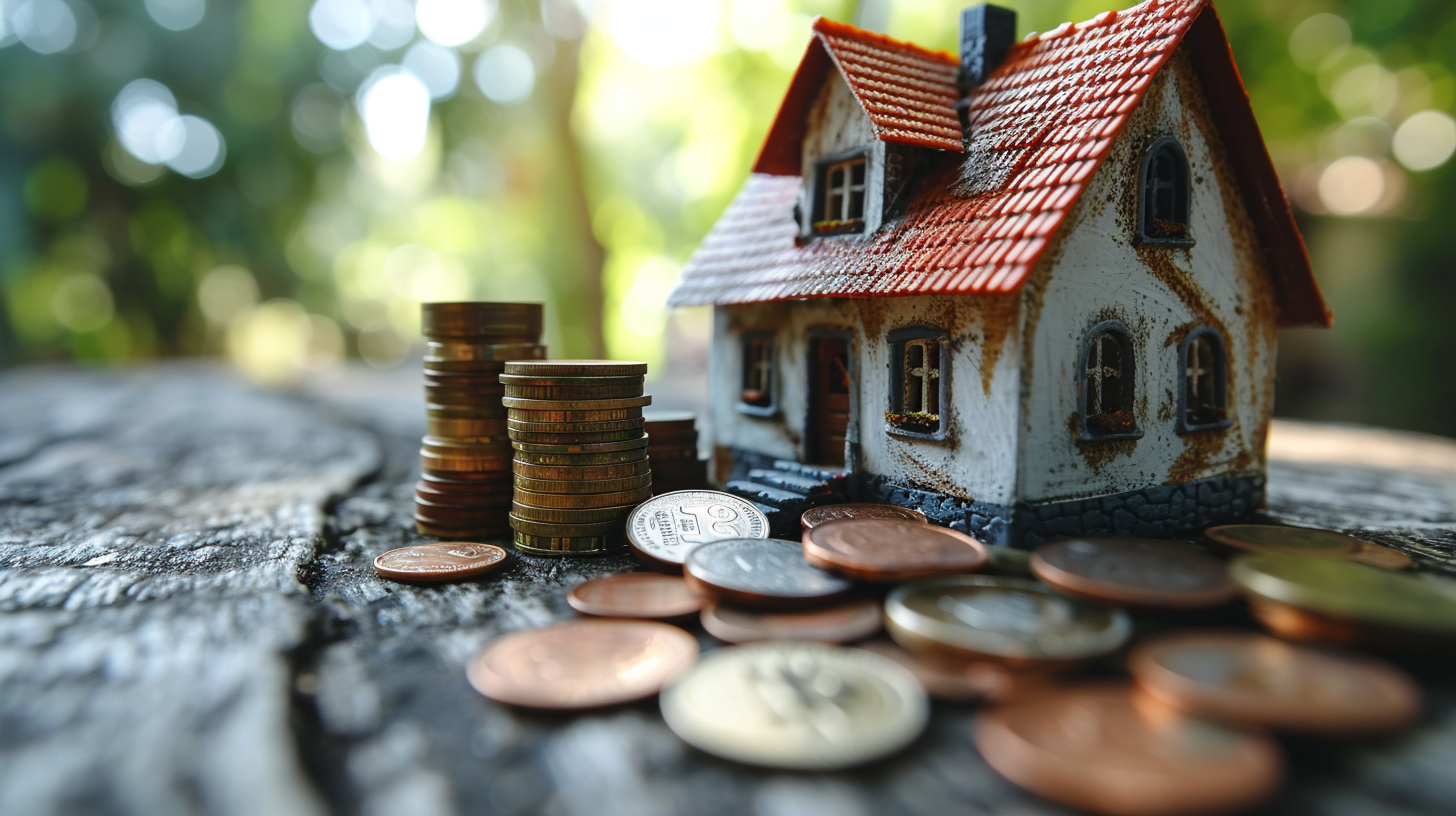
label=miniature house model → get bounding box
[668,0,1331,546]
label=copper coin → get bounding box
[1204,523,1361,558]
[1130,631,1421,734]
[507,406,644,423]
[467,620,697,709]
[512,486,654,509]
[502,395,653,411]
[372,542,509,582]
[512,448,648,466]
[974,684,1283,816]
[512,472,654,495]
[859,640,1058,703]
[1348,541,1414,571]
[511,459,651,481]
[800,503,929,529]
[983,546,1034,577]
[567,572,704,620]
[700,598,882,644]
[424,340,545,362]
[802,519,987,582]
[511,435,648,454]
[502,383,645,401]
[421,301,542,336]
[1030,538,1236,609]
[503,359,648,377]
[684,538,854,609]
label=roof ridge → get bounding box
[810,16,957,66]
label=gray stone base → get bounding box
[858,473,1264,548]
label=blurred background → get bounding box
[0,0,1452,436]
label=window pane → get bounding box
[848,189,865,220]
[826,191,844,221]
[850,160,865,186]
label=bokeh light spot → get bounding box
[12,0,78,54]
[1319,156,1385,215]
[144,0,204,32]
[357,323,410,368]
[24,158,88,220]
[473,44,534,104]
[1289,13,1349,71]
[607,0,719,67]
[51,273,114,333]
[416,0,494,48]
[112,78,184,165]
[358,66,432,161]
[309,0,376,51]
[1392,110,1456,171]
[197,265,260,326]
[403,40,460,100]
[367,0,415,50]
[162,115,226,177]
[291,83,346,152]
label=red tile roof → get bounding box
[670,0,1331,329]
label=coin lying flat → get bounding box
[975,684,1282,816]
[700,599,882,644]
[1030,538,1236,609]
[885,576,1131,665]
[799,503,929,529]
[372,542,509,582]
[1130,631,1421,735]
[502,359,648,377]
[567,573,704,620]
[1203,523,1417,571]
[858,640,1057,703]
[660,642,928,770]
[802,519,987,582]
[467,620,697,709]
[983,546,1034,577]
[685,538,854,609]
[626,490,769,570]
[1229,554,1456,640]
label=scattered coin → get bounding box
[467,620,698,709]
[566,572,704,620]
[372,542,509,583]
[1204,523,1413,570]
[1229,554,1456,646]
[700,598,882,644]
[983,546,1034,577]
[1130,631,1421,734]
[885,576,1132,665]
[660,642,928,770]
[1029,538,1237,609]
[800,503,929,529]
[802,519,987,582]
[859,640,1058,704]
[974,684,1282,816]
[684,538,854,609]
[626,490,770,569]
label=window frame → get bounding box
[1177,327,1232,433]
[810,149,869,236]
[1137,136,1195,248]
[736,331,778,418]
[886,326,949,441]
[1077,319,1143,442]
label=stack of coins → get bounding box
[643,412,710,493]
[415,302,545,538]
[503,360,652,555]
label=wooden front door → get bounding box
[806,336,851,467]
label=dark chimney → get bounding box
[958,4,1017,93]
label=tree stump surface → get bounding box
[1,362,1453,816]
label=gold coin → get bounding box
[503,359,648,377]
[512,459,652,481]
[424,340,546,362]
[507,407,644,423]
[510,501,640,524]
[502,384,645,401]
[498,374,646,387]
[508,416,646,434]
[421,450,513,473]
[509,514,628,538]
[507,428,645,445]
[511,435,648,454]
[1205,524,1361,558]
[502,395,652,411]
[427,403,508,420]
[512,449,649,467]
[428,416,510,439]
[513,530,627,555]
[1229,554,1456,638]
[513,486,655,509]
[422,436,511,452]
[421,302,542,338]
[513,472,654,495]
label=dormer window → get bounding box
[814,153,866,235]
[1139,137,1194,246]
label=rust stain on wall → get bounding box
[979,295,1020,396]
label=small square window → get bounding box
[738,334,775,415]
[815,155,867,234]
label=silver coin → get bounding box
[885,575,1131,664]
[626,490,769,567]
[660,642,929,770]
[685,538,853,607]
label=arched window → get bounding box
[886,326,948,438]
[1139,137,1193,246]
[1080,321,1141,440]
[1179,328,1230,432]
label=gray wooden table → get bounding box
[2,362,1454,816]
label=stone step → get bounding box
[771,460,851,484]
[725,479,804,507]
[746,468,834,496]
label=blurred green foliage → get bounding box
[1,0,1454,435]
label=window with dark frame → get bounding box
[817,155,867,230]
[740,334,774,410]
[1140,137,1193,245]
[1082,323,1139,438]
[1181,329,1229,430]
[886,329,946,437]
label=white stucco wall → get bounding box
[1015,49,1278,504]
[709,296,1024,506]
[800,67,887,233]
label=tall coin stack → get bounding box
[503,360,652,556]
[643,412,710,494]
[416,302,546,539]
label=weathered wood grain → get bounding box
[1,363,1452,816]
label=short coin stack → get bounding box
[415,302,544,539]
[643,412,710,493]
[503,360,652,555]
